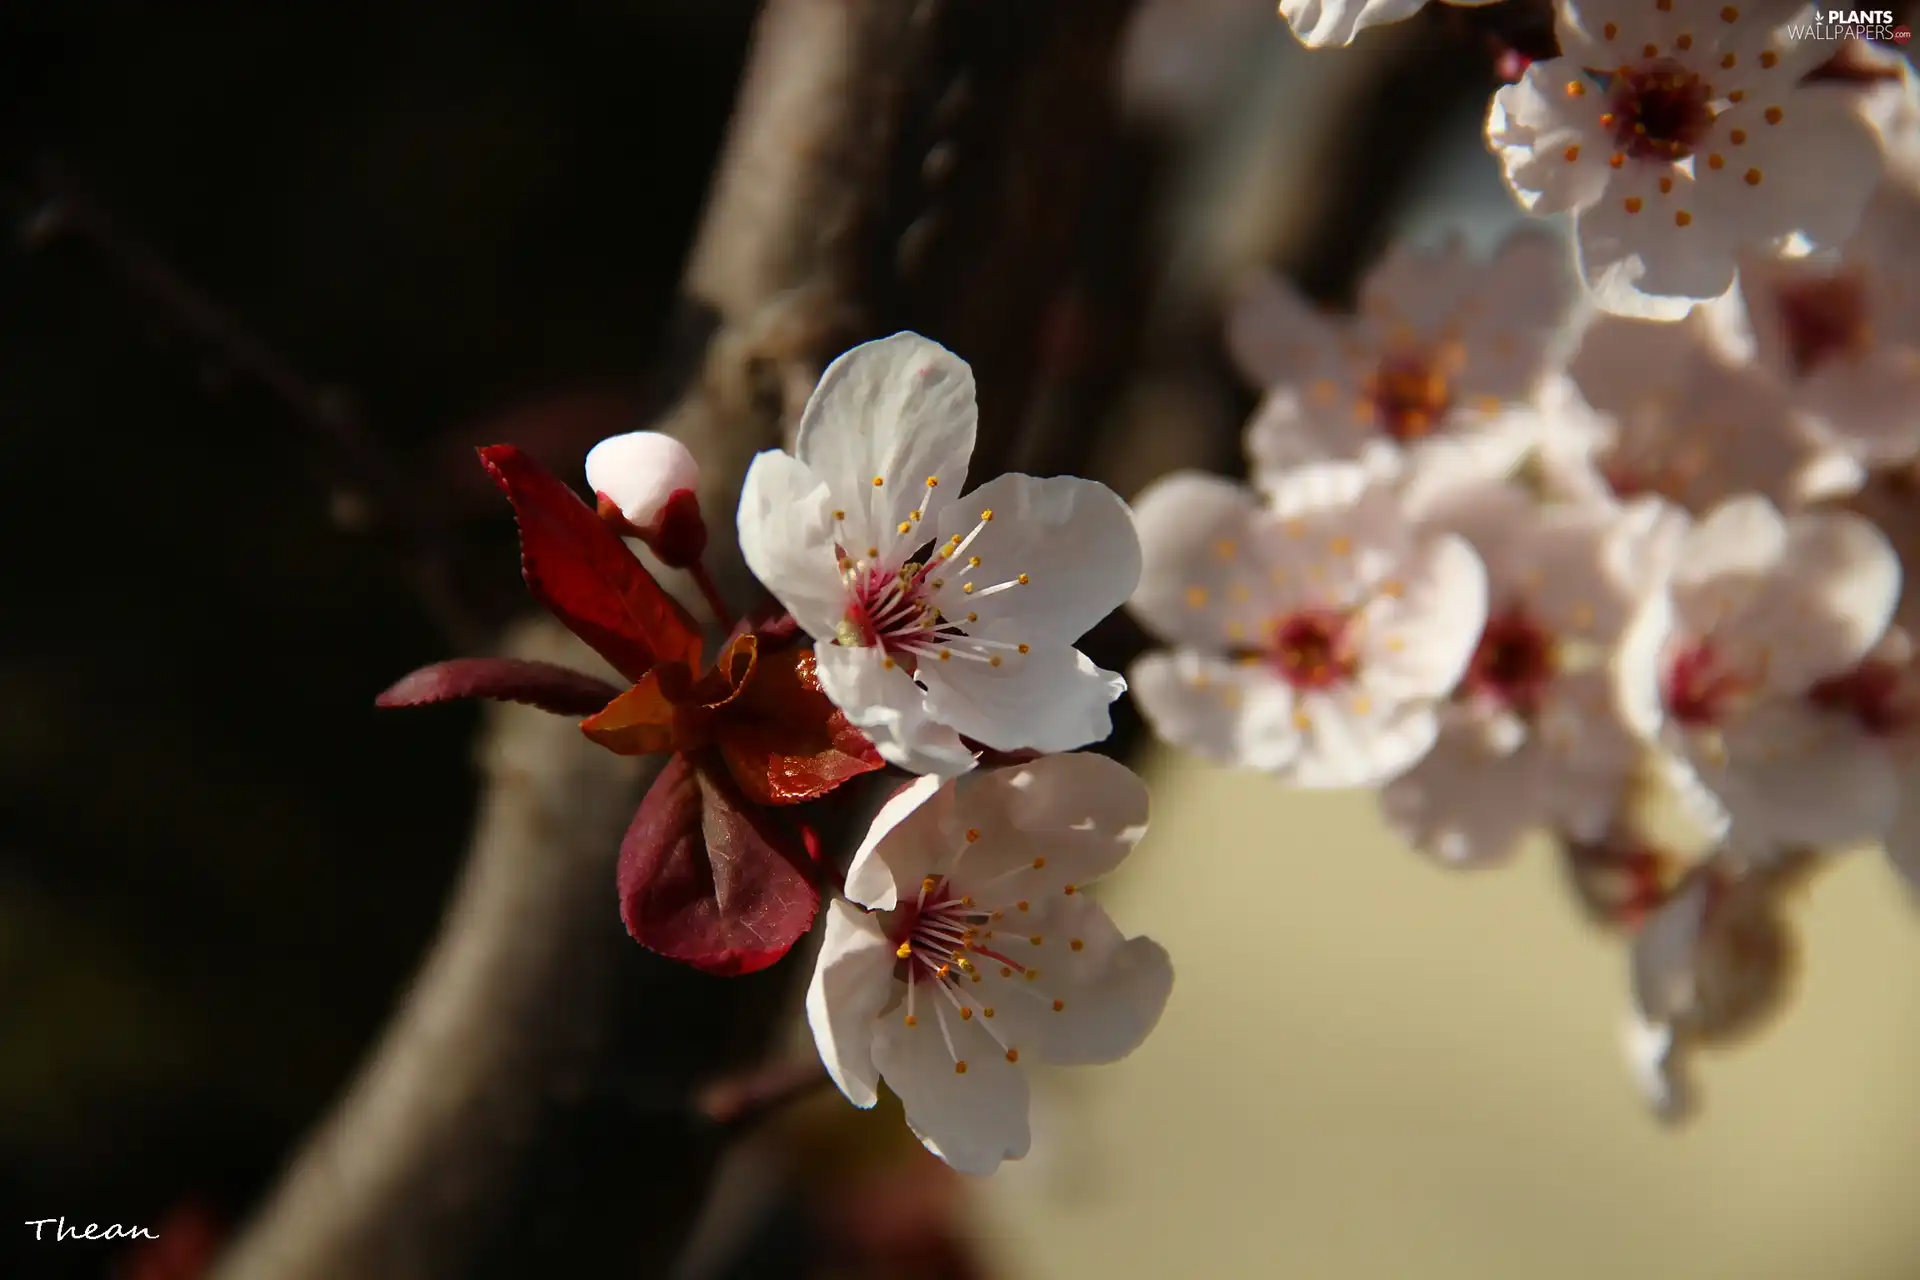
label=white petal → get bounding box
[795,333,977,569]
[843,774,949,912]
[1357,533,1489,701]
[1766,510,1902,690]
[929,473,1141,648]
[1630,870,1711,1025]
[871,1000,1031,1176]
[1286,692,1440,790]
[585,431,699,528]
[736,450,848,641]
[918,644,1125,755]
[814,642,976,777]
[1574,170,1735,319]
[1487,59,1613,216]
[1695,89,1882,251]
[1697,701,1898,854]
[1224,272,1337,387]
[1612,589,1676,742]
[986,894,1172,1067]
[1377,725,1542,866]
[1277,0,1427,47]
[947,751,1152,895]
[1128,472,1283,650]
[805,900,899,1108]
[1129,650,1302,773]
[1623,1013,1695,1124]
[1244,387,1359,474]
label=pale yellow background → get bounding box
[975,748,1920,1280]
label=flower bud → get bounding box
[586,431,707,568]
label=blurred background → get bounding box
[2,2,1916,1278]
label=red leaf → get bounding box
[619,751,820,975]
[715,642,885,806]
[581,632,760,757]
[478,443,703,681]
[376,658,624,717]
[580,672,681,755]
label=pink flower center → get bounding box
[832,508,1031,675]
[1604,61,1714,162]
[1663,641,1754,727]
[885,841,1073,1075]
[1776,273,1872,377]
[1365,352,1452,441]
[1462,609,1558,715]
[1269,608,1357,689]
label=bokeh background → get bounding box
[3,2,1916,1278]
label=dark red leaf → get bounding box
[715,642,885,805]
[376,658,624,717]
[619,751,820,975]
[478,443,703,681]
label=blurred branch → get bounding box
[12,169,482,649]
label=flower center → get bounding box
[886,836,1072,1075]
[1365,351,1452,441]
[1605,61,1714,162]
[1663,641,1755,727]
[1776,273,1872,378]
[1270,608,1357,690]
[831,508,1031,676]
[1462,609,1559,715]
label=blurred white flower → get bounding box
[1613,496,1902,857]
[737,333,1139,777]
[1722,58,1920,464]
[1277,0,1498,48]
[1233,231,1577,483]
[1537,313,1854,518]
[1127,463,1487,789]
[1488,0,1883,317]
[1625,857,1801,1123]
[1801,628,1920,892]
[1379,468,1644,865]
[807,755,1173,1176]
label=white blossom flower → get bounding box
[1127,463,1487,789]
[1537,313,1854,518]
[1625,856,1801,1123]
[1378,468,1644,865]
[586,430,700,530]
[806,754,1173,1176]
[1722,58,1920,464]
[1232,231,1577,483]
[1612,495,1901,856]
[1488,0,1883,318]
[1277,0,1498,49]
[1799,628,1920,892]
[737,333,1140,776]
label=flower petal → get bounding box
[1287,691,1440,789]
[805,900,899,1109]
[1378,725,1544,866]
[986,894,1172,1067]
[946,751,1152,895]
[1128,472,1287,649]
[1487,59,1613,217]
[737,450,848,642]
[1129,650,1302,773]
[1697,700,1898,854]
[1224,272,1338,388]
[1356,532,1489,701]
[795,333,977,569]
[928,473,1140,648]
[1278,0,1428,47]
[814,642,976,777]
[843,774,950,912]
[871,998,1031,1176]
[917,644,1124,755]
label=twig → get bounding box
[13,167,481,649]
[695,1059,832,1134]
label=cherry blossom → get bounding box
[1625,856,1804,1122]
[1127,462,1487,789]
[1612,495,1902,857]
[1488,0,1883,317]
[1232,231,1577,482]
[807,754,1173,1176]
[1378,467,1644,865]
[1537,313,1854,518]
[737,333,1140,776]
[1277,0,1498,49]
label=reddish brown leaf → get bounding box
[478,443,702,681]
[581,674,681,755]
[376,658,623,717]
[714,641,885,805]
[619,751,820,975]
[582,632,762,758]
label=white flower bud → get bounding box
[585,431,699,530]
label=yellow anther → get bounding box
[954,1061,968,1074]
[1213,538,1237,560]
[989,655,1002,667]
[938,649,952,662]
[966,828,981,843]
[1017,643,1030,654]
[832,509,845,520]
[936,964,951,979]
[983,1007,996,1018]
[1764,106,1783,126]
[866,546,879,558]
[1029,935,1044,946]
[1063,884,1077,896]
[910,508,923,520]
[967,556,981,568]
[1293,709,1313,731]
[1185,585,1209,609]
[1329,535,1352,556]
[1017,573,1030,585]
[1016,900,1030,912]
[897,521,912,534]
[1675,209,1692,227]
[1032,857,1046,869]
[873,476,885,487]
[1744,167,1762,186]
[963,583,975,595]
[1025,969,1041,982]
[905,1014,918,1027]
[959,1007,973,1020]
[926,476,939,487]
[1000,966,1013,978]
[1051,999,1065,1012]
[1005,1048,1020,1063]
[980,508,994,521]
[881,657,897,670]
[1070,938,1085,951]
[966,611,978,622]
[897,942,913,959]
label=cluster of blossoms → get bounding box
[1149,18,1920,1118]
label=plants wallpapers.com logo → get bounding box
[1782,8,1914,41]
